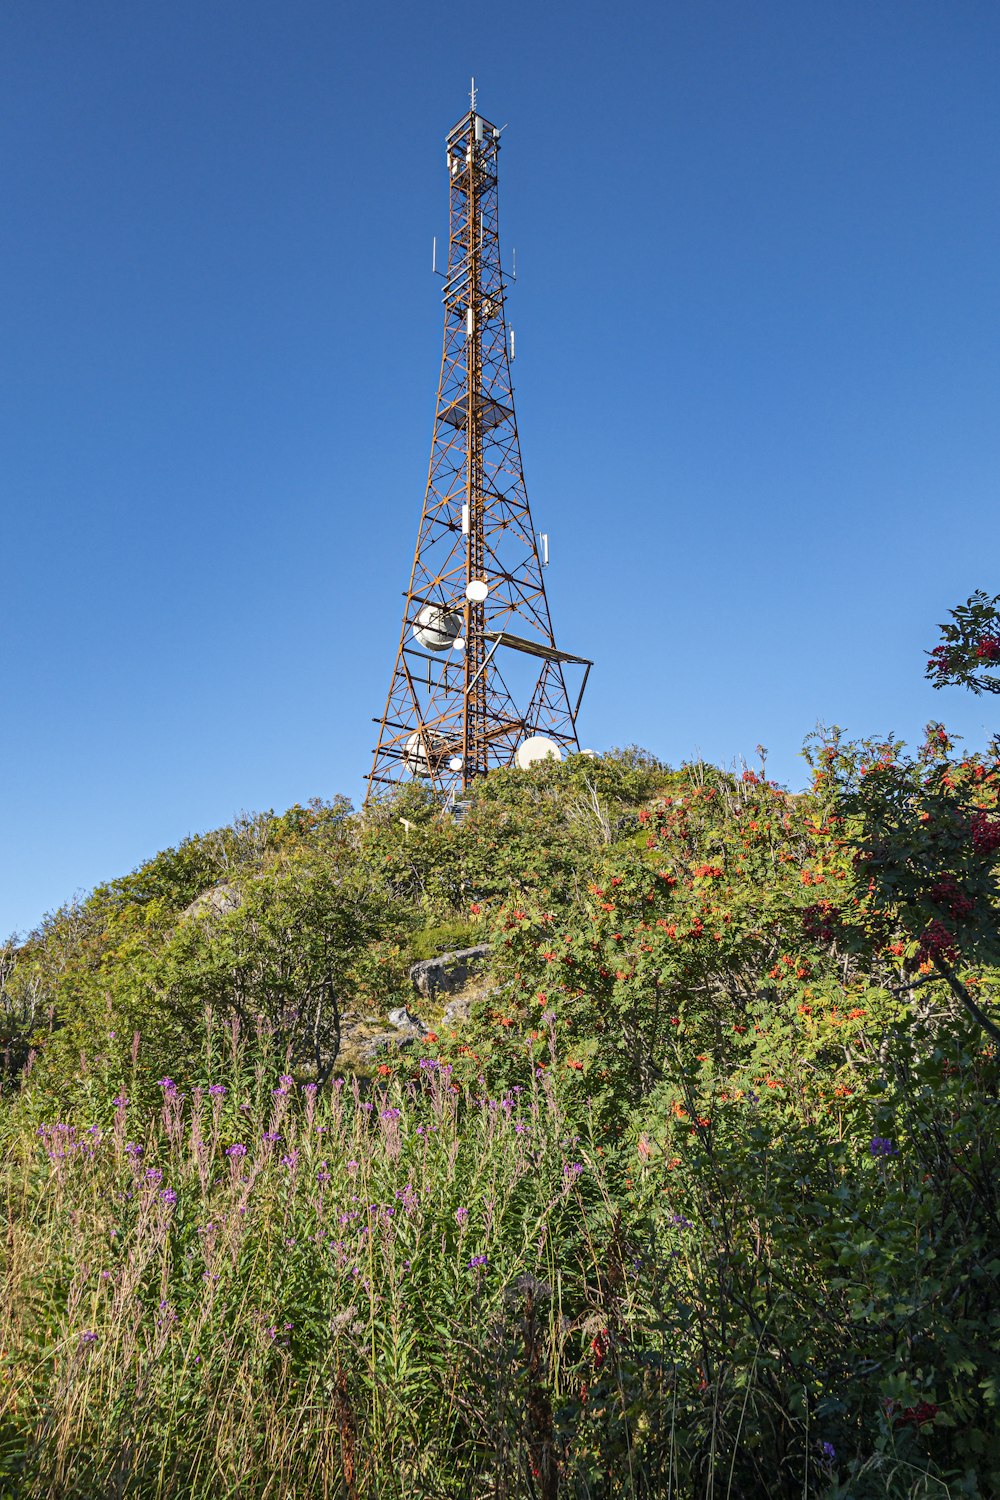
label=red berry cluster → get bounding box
[916,920,959,964]
[929,877,975,921]
[970,810,1000,855]
[801,900,837,944]
[891,1400,939,1429]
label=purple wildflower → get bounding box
[225,1143,247,1159]
[208,1084,227,1098]
[79,1331,98,1345]
[161,1188,178,1206]
[563,1162,584,1179]
[144,1168,163,1184]
[380,1108,401,1122]
[467,1255,488,1269]
[157,1077,176,1092]
[870,1137,898,1157]
[820,1442,836,1464]
[112,1095,129,1109]
[124,1142,143,1158]
[455,1207,469,1226]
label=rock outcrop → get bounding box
[180,883,242,923]
[409,945,489,1000]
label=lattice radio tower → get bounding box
[367,89,591,804]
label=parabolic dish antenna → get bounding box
[465,579,489,603]
[515,735,564,770]
[412,604,461,652]
[403,730,449,774]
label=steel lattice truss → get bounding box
[367,102,591,803]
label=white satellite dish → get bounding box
[465,579,489,603]
[448,755,464,771]
[516,735,563,770]
[403,731,449,774]
[412,604,461,652]
[452,637,466,652]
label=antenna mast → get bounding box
[366,99,591,803]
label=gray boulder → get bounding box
[440,994,474,1026]
[180,883,242,923]
[409,945,489,999]
[387,1006,426,1034]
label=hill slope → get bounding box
[2,741,999,1497]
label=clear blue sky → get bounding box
[3,0,998,937]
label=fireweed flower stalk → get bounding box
[112,1094,129,1159]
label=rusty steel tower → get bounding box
[367,92,591,803]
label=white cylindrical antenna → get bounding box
[432,236,437,274]
[461,502,470,534]
[540,532,549,567]
[509,327,515,361]
[512,248,516,281]
[466,307,474,340]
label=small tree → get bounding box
[166,850,408,1083]
[825,591,1000,1044]
[926,589,1000,695]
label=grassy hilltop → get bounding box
[2,710,999,1496]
